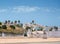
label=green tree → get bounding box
[8,20,10,24]
[40,27,43,31]
[0,22,2,25]
[26,26,31,30]
[49,28,53,31]
[0,26,2,29]
[11,21,13,24]
[54,26,58,31]
[2,25,7,29]
[16,23,23,27]
[32,20,34,24]
[35,27,43,31]
[20,23,23,27]
[14,20,17,25]
[18,20,20,24]
[16,24,21,27]
[10,25,15,29]
[5,20,7,24]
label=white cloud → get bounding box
[11,6,40,13]
[0,6,60,14]
[44,8,50,12]
[39,7,60,13]
[0,6,40,13]
[0,9,7,13]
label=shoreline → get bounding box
[0,37,60,43]
[0,42,60,44]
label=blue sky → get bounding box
[0,0,60,26]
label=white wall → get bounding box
[47,30,60,38]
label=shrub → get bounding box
[0,22,2,25]
[18,20,20,23]
[40,27,43,31]
[10,25,15,29]
[16,23,23,27]
[0,26,2,29]
[54,26,58,31]
[20,23,23,27]
[24,32,27,36]
[26,26,31,30]
[32,20,34,24]
[2,25,7,29]
[16,24,21,27]
[5,20,7,24]
[49,28,53,31]
[35,27,43,31]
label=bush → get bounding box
[16,23,23,27]
[24,32,27,36]
[20,23,23,27]
[16,24,21,27]
[40,27,43,31]
[0,22,2,25]
[35,27,43,31]
[54,26,58,31]
[10,25,15,29]
[26,26,31,30]
[0,26,2,29]
[2,25,7,29]
[49,28,53,31]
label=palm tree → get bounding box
[8,20,10,24]
[18,20,20,24]
[14,20,17,25]
[54,26,58,31]
[4,20,7,24]
[0,22,2,25]
[31,20,34,24]
[11,21,13,25]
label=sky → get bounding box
[0,0,60,26]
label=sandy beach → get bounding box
[0,36,60,44]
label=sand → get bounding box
[0,36,60,43]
